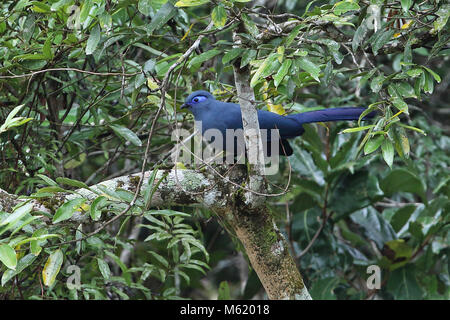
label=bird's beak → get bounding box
[180,103,189,109]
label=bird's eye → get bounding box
[191,95,207,104]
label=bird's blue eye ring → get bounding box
[191,95,207,103]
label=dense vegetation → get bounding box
[0,0,448,299]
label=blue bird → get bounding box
[181,90,375,156]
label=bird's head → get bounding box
[180,90,215,113]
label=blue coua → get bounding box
[181,90,375,156]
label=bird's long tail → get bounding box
[288,107,375,124]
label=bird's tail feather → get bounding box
[288,107,375,124]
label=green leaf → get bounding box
[352,23,367,52]
[138,0,152,15]
[380,169,426,202]
[340,124,375,134]
[42,37,53,59]
[390,97,408,114]
[333,1,360,15]
[401,0,412,13]
[4,105,25,124]
[397,123,426,136]
[97,258,111,279]
[109,124,142,147]
[423,70,434,94]
[188,49,221,67]
[53,198,86,224]
[297,57,321,82]
[42,249,64,286]
[149,251,169,268]
[370,75,385,93]
[240,49,256,69]
[350,207,396,248]
[32,1,50,12]
[310,277,339,299]
[406,68,422,78]
[56,177,89,189]
[0,202,33,226]
[387,267,423,299]
[0,244,17,270]
[422,66,441,83]
[30,229,44,256]
[104,251,131,284]
[90,196,107,221]
[371,29,395,55]
[37,186,67,194]
[250,53,278,87]
[390,205,415,233]
[51,0,72,11]
[285,24,304,47]
[1,254,37,286]
[364,135,384,154]
[393,127,410,158]
[36,174,58,186]
[144,169,167,210]
[147,2,177,34]
[212,4,227,28]
[241,13,259,38]
[431,4,450,33]
[86,24,101,55]
[14,0,32,11]
[79,0,92,23]
[381,138,394,167]
[175,0,209,7]
[218,281,231,300]
[274,59,292,87]
[222,48,244,65]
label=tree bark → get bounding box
[0,165,311,299]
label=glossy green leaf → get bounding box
[333,1,360,15]
[0,244,17,270]
[97,258,111,279]
[1,254,37,286]
[381,138,394,167]
[56,177,89,189]
[147,2,177,34]
[53,198,86,224]
[175,0,209,7]
[86,24,101,55]
[401,0,413,12]
[42,249,64,286]
[364,135,384,154]
[390,205,415,233]
[0,202,33,226]
[109,124,142,147]
[297,57,320,82]
[212,5,227,28]
[380,169,426,201]
[371,29,395,55]
[274,59,292,87]
[370,75,385,93]
[222,48,244,65]
[250,53,278,87]
[241,13,259,38]
[90,196,107,221]
[79,0,92,24]
[36,174,58,186]
[188,49,221,67]
[218,281,231,300]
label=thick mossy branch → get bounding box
[216,195,311,300]
[0,166,311,299]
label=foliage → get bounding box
[0,0,448,299]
